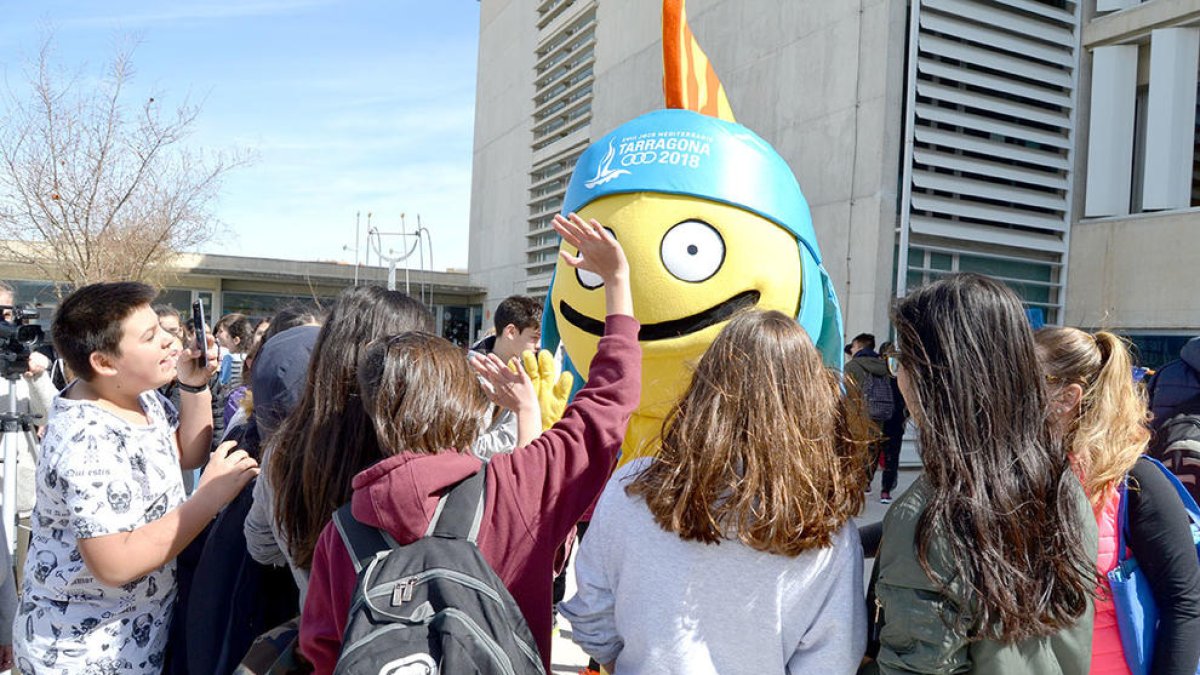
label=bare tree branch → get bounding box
[0,34,249,289]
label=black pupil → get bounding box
[686,244,698,255]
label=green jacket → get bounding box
[870,475,1098,675]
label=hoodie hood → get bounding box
[1182,337,1200,371]
[349,452,483,545]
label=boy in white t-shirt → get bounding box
[14,282,260,674]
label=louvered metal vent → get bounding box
[526,1,597,298]
[897,0,1082,323]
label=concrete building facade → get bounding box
[1071,0,1200,365]
[469,0,1200,366]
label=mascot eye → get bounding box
[576,266,604,289]
[660,220,725,282]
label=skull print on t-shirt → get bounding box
[15,388,184,674]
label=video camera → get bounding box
[0,305,44,379]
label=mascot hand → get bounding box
[520,349,574,431]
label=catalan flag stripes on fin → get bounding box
[662,0,735,122]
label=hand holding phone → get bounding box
[192,300,208,368]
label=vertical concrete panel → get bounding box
[1084,44,1138,217]
[1142,27,1200,211]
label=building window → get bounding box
[9,280,65,310]
[155,289,194,315]
[1127,334,1193,370]
[221,291,330,317]
[1087,28,1200,215]
[1193,75,1200,207]
[440,305,473,347]
[905,247,1059,321]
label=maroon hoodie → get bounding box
[300,314,641,674]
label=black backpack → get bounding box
[332,466,545,675]
[864,372,896,422]
[1150,392,1200,505]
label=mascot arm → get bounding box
[521,349,575,431]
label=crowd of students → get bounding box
[7,212,1200,674]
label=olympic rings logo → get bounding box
[620,152,658,166]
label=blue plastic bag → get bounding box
[1107,456,1200,675]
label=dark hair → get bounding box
[626,310,873,556]
[152,304,180,321]
[262,302,323,345]
[53,282,158,380]
[215,313,254,353]
[270,286,434,570]
[493,296,542,334]
[851,333,876,351]
[891,273,1094,642]
[358,333,489,457]
[242,331,267,386]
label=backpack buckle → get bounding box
[391,577,416,607]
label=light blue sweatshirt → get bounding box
[560,458,866,674]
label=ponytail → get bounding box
[1036,327,1150,507]
[1076,332,1151,503]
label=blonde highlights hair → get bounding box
[625,310,873,557]
[1035,327,1151,508]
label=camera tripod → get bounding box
[1,375,41,557]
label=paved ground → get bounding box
[547,467,922,674]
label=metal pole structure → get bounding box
[400,214,411,296]
[2,378,19,556]
[354,211,361,285]
[416,215,434,307]
[416,215,426,307]
[366,212,374,278]
[366,222,421,293]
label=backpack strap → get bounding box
[332,464,488,572]
[333,503,392,574]
[1139,455,1200,523]
[1117,456,1200,564]
[1117,476,1131,564]
[429,464,487,544]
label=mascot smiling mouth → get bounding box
[560,290,761,341]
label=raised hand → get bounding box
[469,351,539,419]
[197,440,259,505]
[177,328,218,388]
[554,212,633,317]
[554,213,629,284]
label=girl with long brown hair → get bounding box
[243,285,434,600]
[1037,327,1200,675]
[866,273,1098,675]
[560,308,873,673]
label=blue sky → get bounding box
[0,0,481,271]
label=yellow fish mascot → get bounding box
[542,0,844,464]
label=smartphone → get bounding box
[191,300,208,368]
